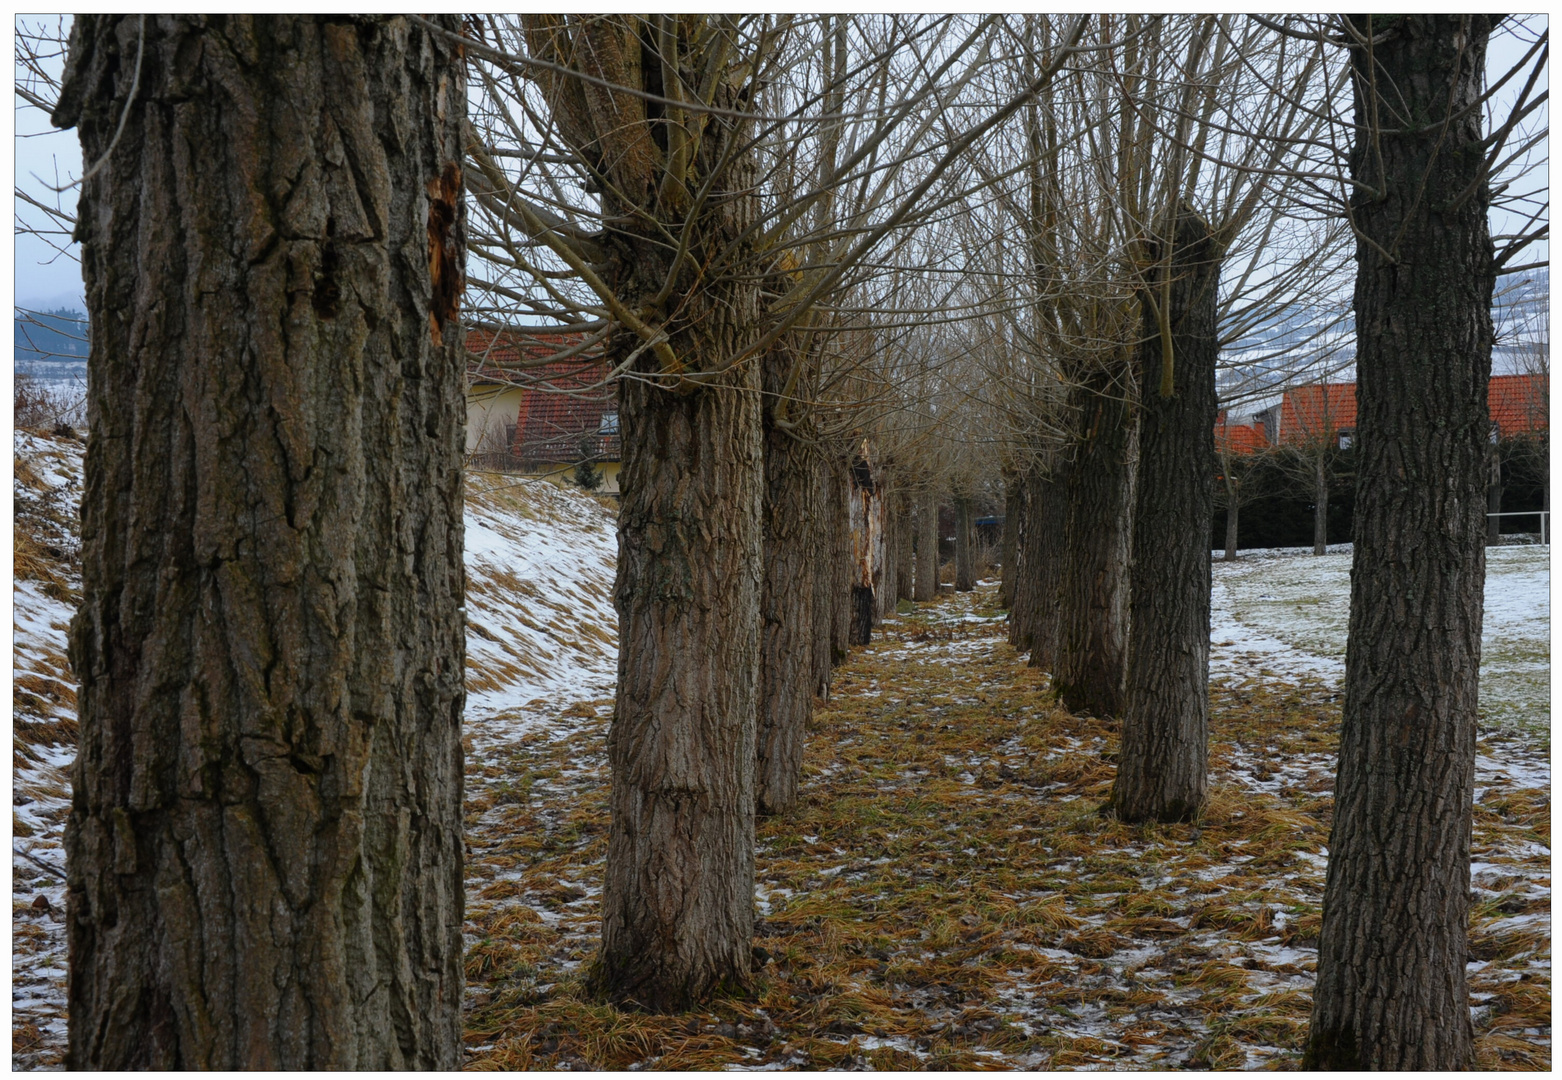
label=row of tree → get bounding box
[29,13,1546,1072]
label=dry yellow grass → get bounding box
[459,584,1550,1070]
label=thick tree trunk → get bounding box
[811,456,837,698]
[953,496,975,592]
[1007,473,1035,646]
[830,459,854,662]
[894,490,915,603]
[847,449,885,644]
[600,348,762,1011]
[60,16,467,1069]
[1114,208,1219,823]
[1305,15,1494,1071]
[913,490,940,601]
[1053,360,1135,717]
[1025,467,1070,672]
[998,483,1020,608]
[874,474,895,622]
[593,35,767,1007]
[1312,451,1330,555]
[756,352,817,817]
[1009,464,1067,669]
[1223,477,1240,561]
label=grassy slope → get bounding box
[461,585,1549,1071]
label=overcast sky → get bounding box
[11,15,1549,314]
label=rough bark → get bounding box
[874,474,895,622]
[1007,473,1035,646]
[1024,466,1070,672]
[590,20,766,1009]
[60,15,467,1069]
[847,449,885,645]
[810,455,837,698]
[1053,359,1135,717]
[1114,208,1219,823]
[830,460,854,663]
[913,490,940,601]
[998,482,1020,608]
[953,496,975,592]
[756,351,817,817]
[894,490,915,603]
[1305,15,1494,1071]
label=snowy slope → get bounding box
[11,438,619,1069]
[462,472,619,718]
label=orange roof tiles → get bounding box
[1216,374,1546,454]
[1489,373,1548,438]
[467,328,619,463]
[1279,382,1357,440]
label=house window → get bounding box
[600,411,620,435]
[1337,428,1354,450]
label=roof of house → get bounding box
[1215,414,1267,454]
[1216,373,1546,454]
[466,328,619,463]
[1279,382,1356,441]
[1489,373,1548,438]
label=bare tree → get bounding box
[1299,14,1547,1069]
[52,15,467,1068]
[456,14,1092,1008]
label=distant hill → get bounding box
[14,308,88,381]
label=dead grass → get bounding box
[460,585,1550,1070]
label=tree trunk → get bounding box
[756,350,817,817]
[847,449,884,645]
[874,473,895,623]
[1487,445,1503,543]
[1114,208,1219,823]
[999,482,1021,608]
[830,458,854,662]
[954,496,975,591]
[1025,467,1070,672]
[1312,451,1330,555]
[1007,472,1034,646]
[913,490,940,601]
[1305,15,1494,1071]
[811,456,837,698]
[1053,359,1135,717]
[59,16,467,1069]
[894,490,915,603]
[593,34,766,1007]
[1223,475,1240,561]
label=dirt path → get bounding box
[460,584,1550,1070]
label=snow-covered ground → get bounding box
[11,433,620,1070]
[1212,543,1551,734]
[12,432,1549,1069]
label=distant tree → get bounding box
[573,437,605,491]
[56,15,467,1068]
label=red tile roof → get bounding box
[467,328,619,463]
[1489,373,1548,438]
[1215,414,1266,454]
[1279,382,1356,441]
[1216,374,1546,455]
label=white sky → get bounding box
[9,15,1549,313]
